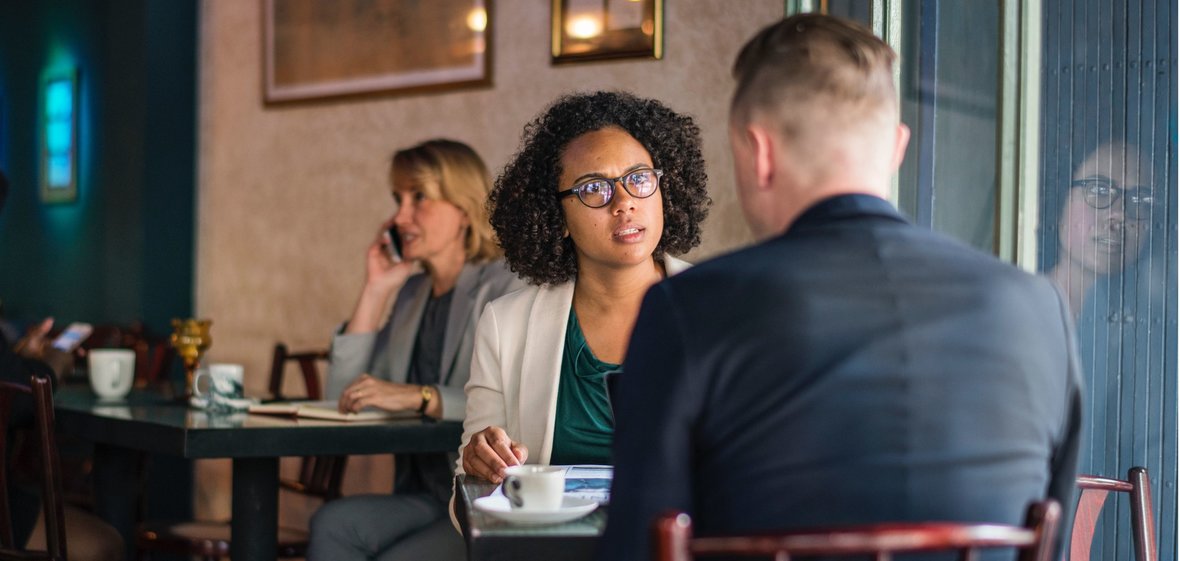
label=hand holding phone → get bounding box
[51,322,93,352]
[384,226,403,263]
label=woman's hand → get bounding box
[362,220,415,296]
[462,426,528,484]
[345,221,416,334]
[337,374,421,413]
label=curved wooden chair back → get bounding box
[653,500,1061,561]
[0,376,66,561]
[268,343,328,401]
[131,333,175,392]
[1070,468,1157,561]
[268,343,344,500]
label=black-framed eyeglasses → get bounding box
[556,168,663,208]
[1070,178,1154,221]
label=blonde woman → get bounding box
[310,140,523,561]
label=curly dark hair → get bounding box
[490,91,710,285]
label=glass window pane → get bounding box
[897,0,1000,254]
[1038,1,1177,560]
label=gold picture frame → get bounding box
[264,0,492,103]
[551,0,663,64]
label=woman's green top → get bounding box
[548,308,616,465]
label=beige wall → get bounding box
[196,0,783,523]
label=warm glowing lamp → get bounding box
[567,15,603,39]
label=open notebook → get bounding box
[248,400,418,422]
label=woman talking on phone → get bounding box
[309,140,522,561]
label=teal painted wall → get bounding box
[0,0,197,338]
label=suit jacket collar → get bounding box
[520,254,693,464]
[439,262,485,383]
[787,194,908,234]
[520,282,575,464]
[388,261,485,385]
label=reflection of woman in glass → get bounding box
[1046,141,1153,315]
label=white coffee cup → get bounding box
[194,363,245,407]
[88,349,135,399]
[503,465,565,511]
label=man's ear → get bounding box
[891,123,911,171]
[746,123,776,190]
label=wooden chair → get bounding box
[131,332,175,393]
[653,500,1061,561]
[1069,468,1157,561]
[0,376,67,561]
[135,343,343,560]
[268,343,329,402]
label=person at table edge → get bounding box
[310,140,523,561]
[455,91,710,490]
[598,14,1082,561]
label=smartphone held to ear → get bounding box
[384,226,403,262]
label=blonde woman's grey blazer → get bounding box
[326,259,524,421]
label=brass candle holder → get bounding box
[170,318,212,400]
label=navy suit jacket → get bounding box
[598,195,1083,561]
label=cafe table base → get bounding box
[54,387,462,561]
[232,457,279,561]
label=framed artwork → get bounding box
[40,68,78,204]
[551,0,663,64]
[264,0,491,102]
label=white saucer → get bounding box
[473,495,598,525]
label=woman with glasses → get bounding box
[456,91,710,485]
[1046,141,1153,315]
[309,140,523,561]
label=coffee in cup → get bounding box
[503,465,565,511]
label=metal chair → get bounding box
[1069,467,1157,561]
[653,500,1061,561]
[0,376,67,561]
[135,343,343,560]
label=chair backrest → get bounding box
[1069,468,1157,561]
[132,332,175,391]
[267,343,345,501]
[653,500,1060,561]
[268,343,329,401]
[0,376,66,561]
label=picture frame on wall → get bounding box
[264,0,491,102]
[551,0,663,64]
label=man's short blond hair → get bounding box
[731,13,898,143]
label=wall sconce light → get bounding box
[40,67,78,203]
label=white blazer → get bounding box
[456,256,692,473]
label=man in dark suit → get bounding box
[598,13,1082,561]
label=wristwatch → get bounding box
[417,384,434,414]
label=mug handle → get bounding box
[503,475,524,508]
[192,369,210,398]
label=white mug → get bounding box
[193,363,245,411]
[503,465,565,511]
[88,349,135,399]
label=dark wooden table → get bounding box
[455,474,606,561]
[54,387,463,561]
